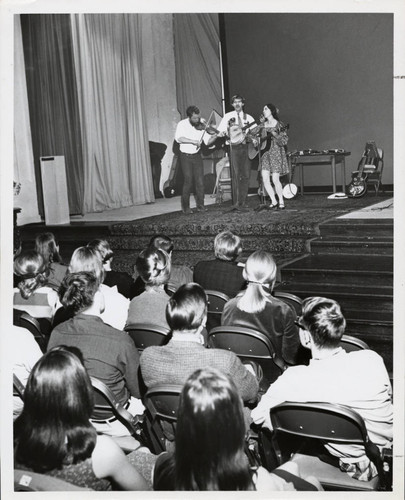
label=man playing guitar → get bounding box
[217,94,255,212]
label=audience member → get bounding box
[14,347,152,490]
[35,232,67,290]
[153,367,322,491]
[13,250,60,333]
[140,283,258,404]
[131,234,192,297]
[251,296,393,482]
[126,247,171,329]
[87,239,133,299]
[193,230,245,298]
[56,246,129,330]
[48,272,143,437]
[221,250,299,365]
[12,325,42,419]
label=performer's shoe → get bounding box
[254,204,267,212]
[267,203,278,209]
[196,206,208,212]
[182,208,193,215]
[225,205,239,213]
[277,204,285,210]
[237,205,249,213]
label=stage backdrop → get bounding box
[222,13,393,186]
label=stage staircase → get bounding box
[276,218,393,374]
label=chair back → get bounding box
[165,283,177,296]
[90,377,143,444]
[125,323,171,352]
[208,326,286,387]
[13,373,25,400]
[339,334,370,352]
[270,401,387,490]
[273,291,303,316]
[205,290,230,331]
[14,469,92,491]
[13,310,47,352]
[143,385,182,454]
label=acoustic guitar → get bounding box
[248,122,289,160]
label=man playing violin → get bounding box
[175,105,219,215]
[217,94,255,212]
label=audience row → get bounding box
[11,230,393,491]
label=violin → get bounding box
[193,118,220,135]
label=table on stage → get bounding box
[288,150,351,195]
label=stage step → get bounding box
[318,218,393,238]
[276,282,393,313]
[278,216,393,373]
[310,236,393,256]
[280,254,393,287]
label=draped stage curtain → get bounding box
[14,16,40,225]
[173,14,221,119]
[71,14,154,213]
[20,14,84,215]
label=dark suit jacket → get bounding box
[193,259,246,298]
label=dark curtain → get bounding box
[21,14,84,215]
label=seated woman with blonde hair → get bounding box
[126,247,171,328]
[13,250,60,334]
[14,347,154,490]
[35,232,67,290]
[221,250,299,366]
[64,246,129,330]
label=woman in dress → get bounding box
[153,367,321,491]
[257,103,289,210]
[221,250,299,366]
[14,346,151,490]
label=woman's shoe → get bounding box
[267,203,278,209]
[278,204,285,210]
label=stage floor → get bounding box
[70,195,393,224]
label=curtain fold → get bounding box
[173,14,221,119]
[71,14,154,213]
[20,14,84,215]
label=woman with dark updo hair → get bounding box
[14,346,153,490]
[13,250,60,331]
[126,247,171,328]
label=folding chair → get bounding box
[269,401,390,491]
[273,291,303,316]
[205,290,230,332]
[208,326,287,390]
[362,144,384,195]
[14,469,92,491]
[13,309,48,352]
[125,323,171,352]
[212,156,232,204]
[339,334,370,352]
[90,376,144,452]
[142,385,182,454]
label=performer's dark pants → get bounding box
[180,152,205,211]
[230,143,251,206]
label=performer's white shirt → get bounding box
[217,110,255,134]
[175,118,212,154]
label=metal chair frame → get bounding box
[270,401,389,491]
[208,325,287,388]
[125,323,171,352]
